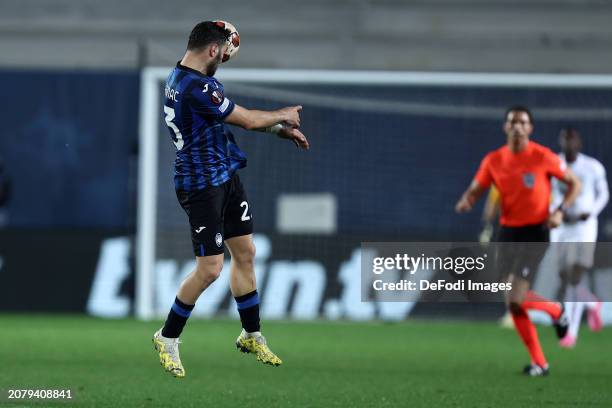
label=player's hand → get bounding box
[279,127,310,150]
[479,223,494,245]
[455,196,473,213]
[280,106,302,128]
[547,209,563,229]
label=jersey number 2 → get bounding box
[164,106,184,150]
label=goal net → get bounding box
[137,68,612,320]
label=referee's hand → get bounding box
[547,209,563,229]
[455,196,473,213]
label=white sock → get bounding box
[564,285,576,303]
[569,301,584,339]
[564,286,580,339]
[576,284,598,310]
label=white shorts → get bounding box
[549,241,596,269]
[550,218,598,243]
[549,219,598,269]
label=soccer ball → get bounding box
[214,20,240,62]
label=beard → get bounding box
[206,52,223,76]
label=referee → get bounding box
[456,106,581,376]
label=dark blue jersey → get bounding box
[163,62,246,191]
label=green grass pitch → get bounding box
[0,315,610,407]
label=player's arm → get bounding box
[591,164,610,218]
[548,168,581,228]
[225,104,309,149]
[225,104,302,130]
[190,83,303,137]
[455,180,487,213]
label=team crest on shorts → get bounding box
[522,172,535,188]
[215,233,223,247]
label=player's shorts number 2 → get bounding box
[240,201,251,221]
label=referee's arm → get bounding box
[455,180,487,213]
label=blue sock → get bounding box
[235,290,260,333]
[162,297,195,338]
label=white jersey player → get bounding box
[550,128,609,348]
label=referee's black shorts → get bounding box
[495,223,549,282]
[176,173,253,257]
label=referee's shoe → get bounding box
[523,363,549,377]
[553,304,570,339]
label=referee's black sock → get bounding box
[235,290,261,333]
[161,297,195,338]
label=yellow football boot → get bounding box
[235,330,282,366]
[153,329,185,378]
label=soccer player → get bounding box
[550,128,609,348]
[455,106,581,376]
[153,21,310,378]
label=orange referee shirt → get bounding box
[474,141,567,227]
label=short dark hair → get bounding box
[187,21,230,51]
[505,105,533,124]
[560,126,581,139]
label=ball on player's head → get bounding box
[213,20,240,62]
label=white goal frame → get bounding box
[137,67,612,319]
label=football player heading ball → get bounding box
[154,20,309,378]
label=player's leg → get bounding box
[574,242,603,332]
[516,232,567,336]
[153,254,223,377]
[506,276,549,375]
[223,175,281,366]
[580,275,603,332]
[154,186,226,378]
[226,234,259,332]
[521,290,564,324]
[227,234,257,298]
[504,231,566,376]
[178,255,225,304]
[559,261,586,347]
[559,262,578,348]
[519,284,568,345]
[223,175,258,333]
[166,254,224,336]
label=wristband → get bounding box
[264,124,283,134]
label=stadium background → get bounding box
[1,1,612,406]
